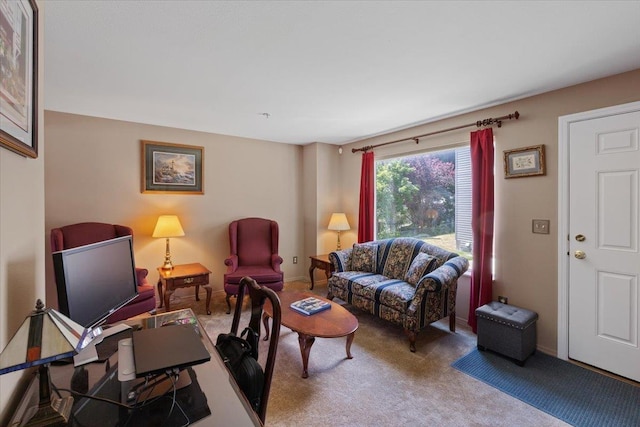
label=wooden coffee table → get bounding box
[263,291,358,378]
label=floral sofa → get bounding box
[327,237,469,352]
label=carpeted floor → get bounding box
[163,282,570,426]
[452,348,640,427]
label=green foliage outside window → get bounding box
[376,149,472,259]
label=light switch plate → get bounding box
[532,219,550,234]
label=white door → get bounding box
[568,109,640,382]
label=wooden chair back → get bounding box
[230,276,281,423]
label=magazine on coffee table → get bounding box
[290,297,332,316]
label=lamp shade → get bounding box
[152,215,185,238]
[0,300,86,375]
[328,213,350,231]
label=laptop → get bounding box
[132,324,211,378]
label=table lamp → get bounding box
[0,299,87,426]
[328,213,350,250]
[153,214,185,270]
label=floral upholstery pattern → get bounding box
[329,249,353,272]
[327,237,469,351]
[404,252,437,286]
[351,243,378,272]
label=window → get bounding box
[375,146,472,259]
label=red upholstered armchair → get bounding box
[50,222,156,323]
[224,218,284,314]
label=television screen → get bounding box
[53,235,139,329]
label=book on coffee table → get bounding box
[290,297,332,316]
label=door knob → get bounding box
[574,250,586,259]
[575,234,586,242]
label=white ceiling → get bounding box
[43,1,640,145]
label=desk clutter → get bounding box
[131,323,210,377]
[8,308,263,427]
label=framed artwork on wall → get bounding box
[503,144,546,178]
[141,140,204,194]
[0,0,38,158]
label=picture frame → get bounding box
[0,0,38,158]
[503,144,546,178]
[141,140,204,194]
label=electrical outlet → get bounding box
[293,256,298,264]
[498,296,508,304]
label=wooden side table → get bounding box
[308,254,333,290]
[157,263,212,315]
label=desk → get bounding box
[308,254,333,290]
[9,310,261,427]
[157,263,212,314]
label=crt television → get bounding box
[52,235,139,329]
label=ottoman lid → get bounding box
[475,301,538,330]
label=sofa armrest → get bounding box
[408,256,469,313]
[271,254,284,272]
[329,248,353,272]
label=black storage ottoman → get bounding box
[475,301,538,366]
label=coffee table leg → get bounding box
[346,332,355,359]
[297,333,315,378]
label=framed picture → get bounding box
[141,140,204,194]
[503,144,546,178]
[0,0,38,158]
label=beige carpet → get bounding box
[161,282,569,426]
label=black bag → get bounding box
[215,327,264,412]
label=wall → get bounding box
[44,113,307,308]
[42,66,640,356]
[0,1,45,421]
[338,68,640,354]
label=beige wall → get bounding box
[44,113,307,308]
[43,70,640,357]
[42,68,640,359]
[0,1,45,421]
[335,68,640,354]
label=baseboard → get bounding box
[285,276,309,283]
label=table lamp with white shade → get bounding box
[152,215,185,270]
[328,213,350,251]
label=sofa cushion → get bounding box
[330,272,415,312]
[351,243,377,272]
[404,252,437,286]
[378,238,424,280]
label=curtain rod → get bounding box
[351,111,520,153]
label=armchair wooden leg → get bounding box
[225,294,232,314]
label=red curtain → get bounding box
[468,128,494,333]
[358,151,375,243]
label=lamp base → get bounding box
[24,395,73,427]
[21,366,73,427]
[161,238,174,270]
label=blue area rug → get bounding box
[452,349,640,427]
